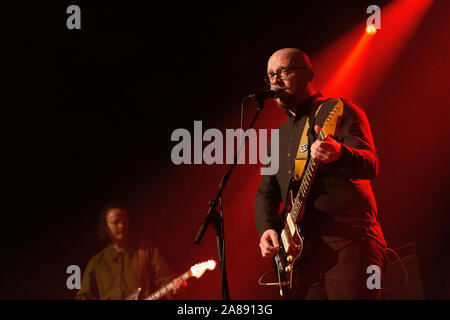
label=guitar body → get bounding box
[273,178,306,297]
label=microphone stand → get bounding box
[194,96,267,300]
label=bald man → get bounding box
[254,48,387,299]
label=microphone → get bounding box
[245,87,281,101]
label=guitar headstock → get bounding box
[321,99,344,139]
[190,260,217,279]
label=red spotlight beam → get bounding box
[322,32,374,99]
[313,0,434,105]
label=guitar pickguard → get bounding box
[274,180,306,296]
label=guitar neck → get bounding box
[144,271,191,300]
[291,130,327,222]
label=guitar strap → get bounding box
[294,101,325,181]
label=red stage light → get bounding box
[366,25,377,35]
[315,0,434,104]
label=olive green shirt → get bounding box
[75,244,174,300]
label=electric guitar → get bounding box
[274,99,344,296]
[126,259,217,300]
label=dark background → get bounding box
[1,0,449,299]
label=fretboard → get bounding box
[291,130,326,222]
[144,271,191,300]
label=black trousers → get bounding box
[289,235,387,300]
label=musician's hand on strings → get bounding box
[170,277,186,294]
[311,125,343,163]
[259,229,280,258]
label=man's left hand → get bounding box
[171,278,186,294]
[310,125,343,163]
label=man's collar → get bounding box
[106,244,128,262]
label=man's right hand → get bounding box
[259,229,280,258]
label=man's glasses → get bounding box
[264,66,310,85]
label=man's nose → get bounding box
[271,74,283,86]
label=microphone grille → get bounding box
[270,87,281,98]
